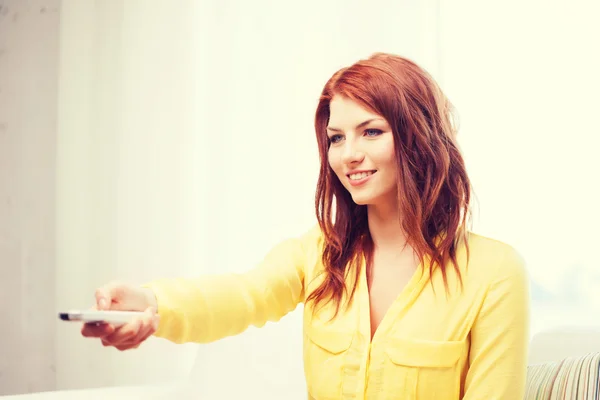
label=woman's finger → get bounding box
[113,326,151,351]
[113,308,158,348]
[81,322,115,338]
[117,323,154,349]
[131,309,155,341]
[95,282,124,310]
[115,343,135,351]
[102,318,142,346]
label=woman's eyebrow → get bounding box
[326,118,385,132]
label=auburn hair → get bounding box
[306,53,472,315]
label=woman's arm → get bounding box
[462,247,530,399]
[142,227,319,344]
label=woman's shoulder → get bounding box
[465,231,521,255]
[461,231,528,284]
[275,223,323,262]
[291,224,327,280]
[301,223,324,242]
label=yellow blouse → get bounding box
[144,225,530,399]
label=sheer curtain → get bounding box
[54,0,441,394]
[438,0,600,335]
[55,0,205,389]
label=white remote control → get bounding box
[59,310,146,326]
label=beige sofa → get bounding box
[525,327,600,399]
[2,327,599,399]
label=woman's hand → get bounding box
[80,282,160,351]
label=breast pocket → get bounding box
[382,337,465,400]
[304,325,354,400]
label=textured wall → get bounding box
[0,0,59,395]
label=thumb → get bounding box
[94,281,125,310]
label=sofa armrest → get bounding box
[0,382,180,399]
[529,326,600,364]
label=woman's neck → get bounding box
[367,202,408,253]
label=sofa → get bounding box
[524,327,600,399]
[2,326,599,399]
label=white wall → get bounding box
[54,0,203,390]
[0,0,60,395]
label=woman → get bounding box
[82,53,530,399]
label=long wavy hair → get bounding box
[306,53,472,315]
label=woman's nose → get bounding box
[341,140,365,165]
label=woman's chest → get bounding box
[367,255,418,339]
[301,269,483,399]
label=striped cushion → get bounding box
[525,352,600,399]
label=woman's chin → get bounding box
[350,191,391,208]
[350,193,374,206]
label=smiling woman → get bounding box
[81,53,529,400]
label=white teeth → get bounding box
[349,171,375,180]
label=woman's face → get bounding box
[326,95,398,207]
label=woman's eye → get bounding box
[364,129,383,137]
[329,134,343,144]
